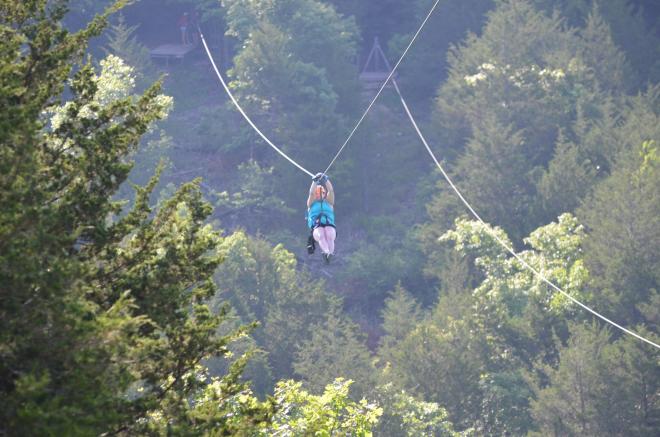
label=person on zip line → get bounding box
[306,173,336,264]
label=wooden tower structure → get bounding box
[359,37,397,91]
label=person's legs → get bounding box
[324,227,336,254]
[313,227,330,254]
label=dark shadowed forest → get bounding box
[1,0,659,435]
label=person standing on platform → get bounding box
[189,10,200,45]
[177,12,189,45]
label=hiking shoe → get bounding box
[323,253,333,264]
[307,235,315,254]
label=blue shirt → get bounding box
[307,200,335,229]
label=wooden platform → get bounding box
[359,71,397,90]
[150,44,197,65]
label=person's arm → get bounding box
[306,182,316,208]
[324,179,335,205]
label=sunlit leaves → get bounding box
[267,378,382,436]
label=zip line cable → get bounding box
[387,77,660,350]
[198,29,314,177]
[199,0,441,178]
[322,0,442,175]
[372,34,659,349]
[198,7,658,349]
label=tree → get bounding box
[213,160,295,233]
[531,323,660,436]
[539,86,659,221]
[0,2,272,433]
[378,283,424,365]
[440,214,591,356]
[426,0,572,237]
[424,0,635,241]
[266,379,382,436]
[384,317,488,430]
[577,4,631,94]
[389,0,495,105]
[398,214,594,432]
[262,269,341,380]
[63,53,172,202]
[533,0,660,87]
[103,13,157,90]
[223,0,360,207]
[212,231,339,379]
[373,383,459,437]
[455,117,541,240]
[579,139,660,326]
[538,134,597,217]
[293,306,376,399]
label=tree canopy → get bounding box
[2,0,658,434]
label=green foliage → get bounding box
[373,383,460,436]
[0,2,272,433]
[378,283,424,364]
[65,0,117,29]
[538,134,597,216]
[531,323,660,436]
[204,309,275,397]
[165,0,227,24]
[533,0,660,87]
[223,0,360,205]
[381,284,424,343]
[577,4,632,94]
[387,214,593,433]
[579,139,660,326]
[294,306,376,399]
[389,0,495,105]
[103,13,157,89]
[341,240,417,301]
[266,378,382,436]
[426,0,635,240]
[50,53,173,199]
[539,86,659,221]
[5,0,657,434]
[339,212,432,305]
[213,231,340,379]
[382,316,490,431]
[441,214,590,319]
[214,160,295,233]
[328,0,417,44]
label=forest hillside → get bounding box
[1,0,659,435]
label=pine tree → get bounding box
[578,4,631,94]
[293,306,376,398]
[531,323,660,436]
[0,2,272,433]
[389,0,495,105]
[533,0,660,87]
[378,283,424,365]
[103,14,156,89]
[579,139,660,326]
[427,0,584,239]
[538,134,597,217]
